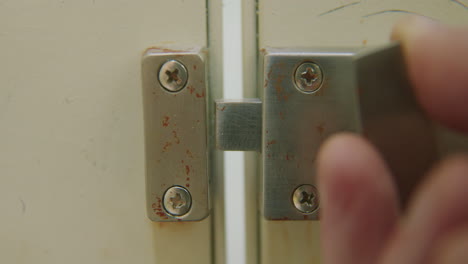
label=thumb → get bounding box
[392,16,468,133]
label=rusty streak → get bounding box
[318,2,361,17]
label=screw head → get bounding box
[163,186,192,217]
[294,62,323,93]
[292,184,319,214]
[158,60,188,92]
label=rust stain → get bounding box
[285,154,295,161]
[193,65,197,70]
[186,183,190,188]
[172,131,180,144]
[187,85,195,94]
[217,106,226,112]
[186,149,194,158]
[266,140,277,147]
[185,165,190,175]
[162,142,172,152]
[272,68,290,101]
[275,77,287,101]
[362,39,368,46]
[181,160,184,164]
[186,177,190,181]
[162,116,170,127]
[152,197,168,219]
[196,91,205,98]
[279,111,285,120]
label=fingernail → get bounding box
[391,15,440,41]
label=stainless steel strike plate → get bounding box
[142,47,209,222]
[143,43,461,222]
[216,43,440,221]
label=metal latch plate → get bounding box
[142,47,209,222]
[261,48,360,220]
[260,44,438,220]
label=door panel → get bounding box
[250,1,468,264]
[0,1,223,263]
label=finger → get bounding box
[434,226,468,264]
[380,156,468,264]
[392,16,468,133]
[317,133,400,264]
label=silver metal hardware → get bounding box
[292,185,319,214]
[261,43,436,220]
[158,60,188,92]
[261,47,358,220]
[215,99,262,151]
[145,43,440,222]
[294,62,323,93]
[142,47,209,222]
[213,43,437,221]
[163,186,192,216]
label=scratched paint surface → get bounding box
[259,0,468,48]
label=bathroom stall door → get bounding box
[0,1,224,263]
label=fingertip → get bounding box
[434,226,468,264]
[391,16,468,133]
[318,133,373,201]
[391,15,439,42]
[381,155,468,264]
[318,133,400,264]
[318,133,398,210]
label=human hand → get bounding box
[318,16,468,264]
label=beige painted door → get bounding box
[0,1,223,263]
